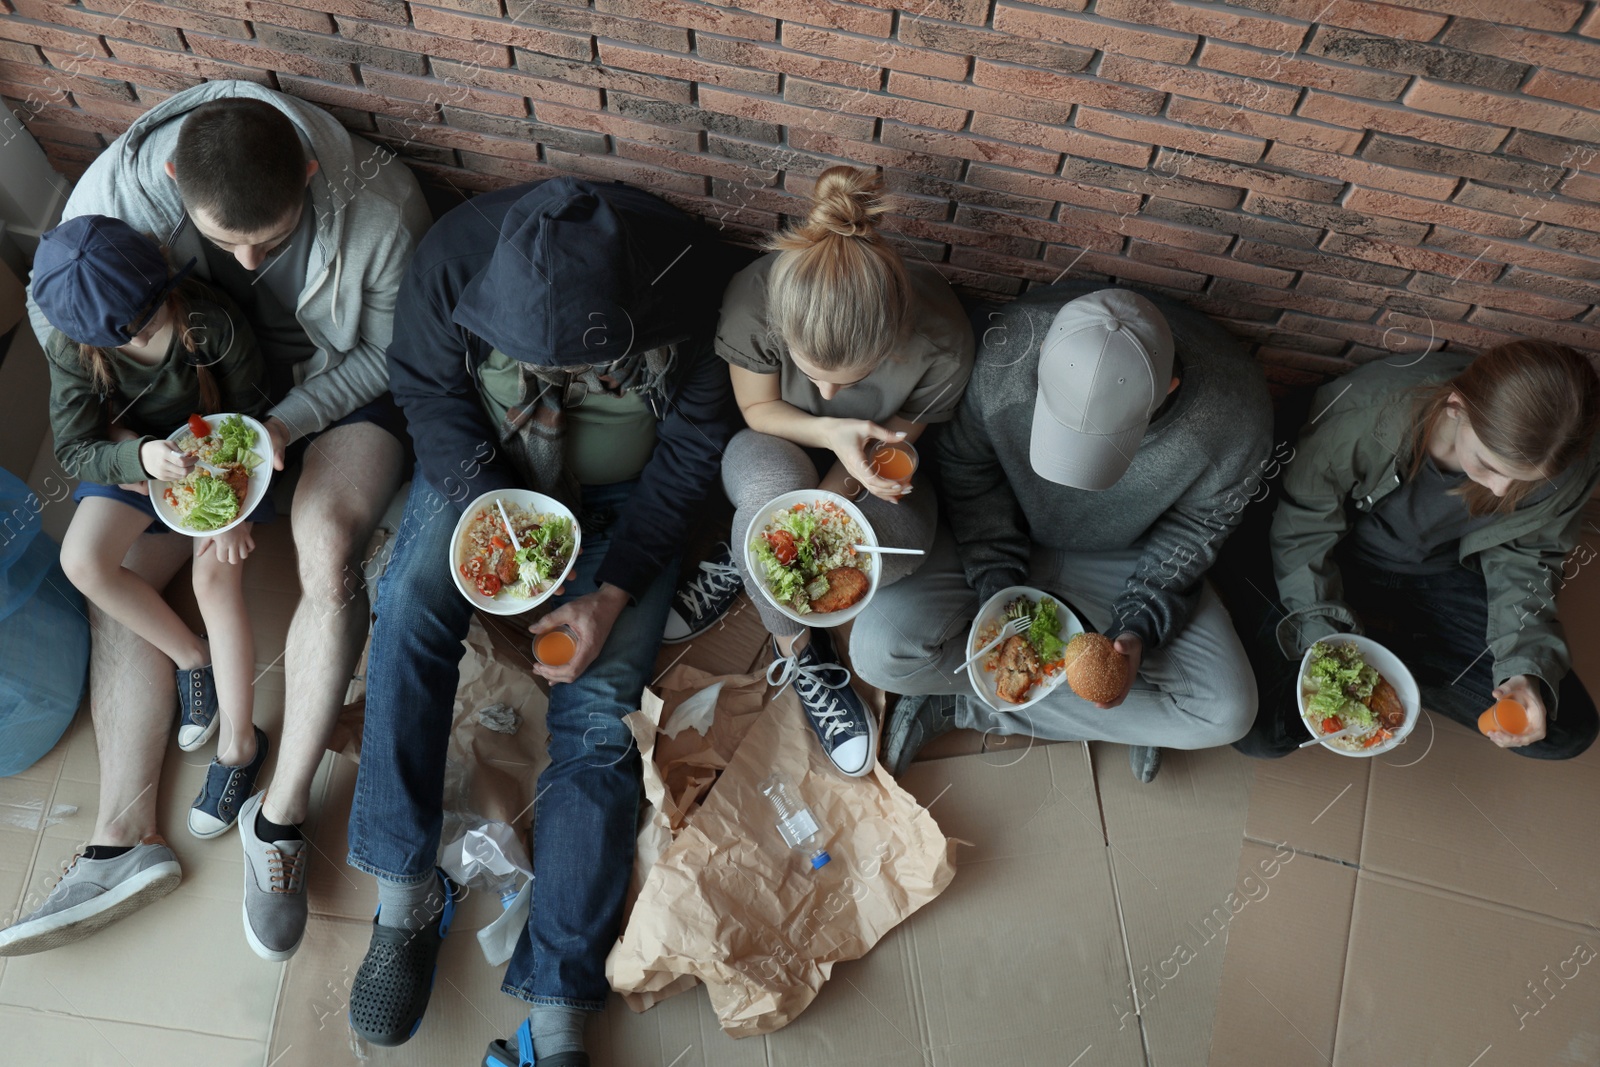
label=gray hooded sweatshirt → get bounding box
[26,80,431,443]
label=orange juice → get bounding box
[1477,698,1527,736]
[869,442,917,482]
[535,628,576,667]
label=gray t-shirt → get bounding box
[201,187,316,399]
[1349,456,1560,573]
[714,253,974,425]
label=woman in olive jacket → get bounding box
[1234,340,1600,760]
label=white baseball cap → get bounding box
[1029,289,1175,490]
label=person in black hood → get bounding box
[344,178,748,1064]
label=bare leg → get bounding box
[776,628,810,657]
[265,422,403,826]
[86,533,194,846]
[60,498,210,671]
[193,531,257,768]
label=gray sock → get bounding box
[375,874,444,932]
[526,1004,587,1059]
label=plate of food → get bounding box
[744,491,879,627]
[151,413,273,537]
[965,586,1088,711]
[450,489,581,616]
[1297,634,1420,756]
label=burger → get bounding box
[1064,633,1127,704]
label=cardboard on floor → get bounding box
[1212,515,1600,1066]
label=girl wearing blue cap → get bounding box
[33,213,274,840]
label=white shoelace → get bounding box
[679,558,745,618]
[767,653,856,741]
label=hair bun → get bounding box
[805,165,885,240]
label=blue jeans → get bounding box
[347,472,677,1009]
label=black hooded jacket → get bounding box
[386,178,752,598]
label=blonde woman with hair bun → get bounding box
[659,165,976,777]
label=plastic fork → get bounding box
[495,499,523,553]
[957,615,1031,673]
[1300,724,1358,748]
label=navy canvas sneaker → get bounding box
[662,544,745,644]
[766,628,877,777]
[188,726,269,839]
[176,662,219,751]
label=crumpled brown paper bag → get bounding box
[609,663,957,1037]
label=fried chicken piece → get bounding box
[220,465,250,506]
[808,565,870,613]
[1367,677,1405,729]
[496,552,518,585]
[995,634,1041,704]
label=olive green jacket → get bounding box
[1270,352,1600,713]
[44,284,266,487]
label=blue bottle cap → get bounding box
[812,850,831,869]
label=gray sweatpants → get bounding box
[723,429,938,637]
[848,525,1257,748]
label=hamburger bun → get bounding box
[1064,633,1127,704]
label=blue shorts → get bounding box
[72,480,277,535]
[284,393,412,469]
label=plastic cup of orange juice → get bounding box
[869,439,918,482]
[853,439,919,501]
[1477,698,1527,737]
[533,625,577,668]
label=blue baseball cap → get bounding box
[33,215,196,348]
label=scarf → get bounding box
[496,343,679,508]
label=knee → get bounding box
[189,554,236,599]
[1178,650,1260,748]
[293,509,370,604]
[58,535,110,594]
[849,607,932,691]
[372,570,469,650]
[552,709,637,769]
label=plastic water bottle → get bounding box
[760,774,831,870]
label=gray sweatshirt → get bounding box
[938,282,1273,649]
[26,80,431,443]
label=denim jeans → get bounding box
[347,472,677,1009]
[1231,553,1599,760]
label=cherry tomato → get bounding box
[766,529,798,565]
[476,574,502,597]
[465,557,483,576]
[187,414,210,439]
[1321,716,1342,734]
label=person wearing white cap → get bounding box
[850,283,1272,782]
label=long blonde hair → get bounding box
[1407,340,1600,516]
[76,279,219,414]
[764,165,910,374]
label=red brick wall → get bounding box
[4,0,1600,380]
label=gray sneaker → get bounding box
[1129,745,1163,783]
[238,792,308,961]
[0,835,181,956]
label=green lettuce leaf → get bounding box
[1304,641,1378,727]
[212,415,259,469]
[185,473,240,531]
[1029,597,1066,664]
[515,516,575,587]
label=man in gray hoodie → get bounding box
[851,284,1270,782]
[13,81,428,960]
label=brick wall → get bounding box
[3,0,1600,381]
